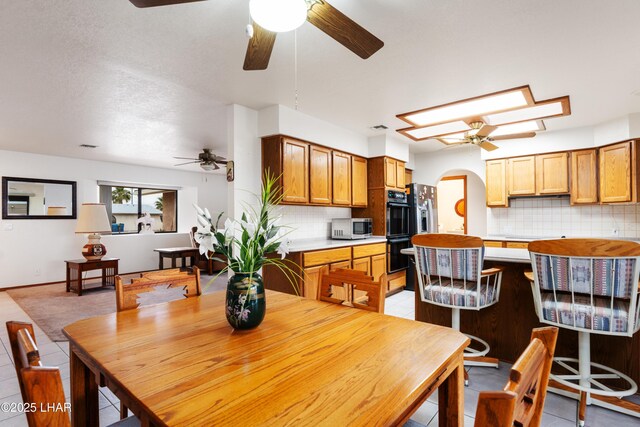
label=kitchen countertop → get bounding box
[288,236,388,252]
[401,247,531,264]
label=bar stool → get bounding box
[528,239,640,425]
[412,234,504,384]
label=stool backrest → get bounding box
[529,239,640,336]
[412,234,500,309]
[319,269,385,313]
[115,266,202,311]
[475,327,558,427]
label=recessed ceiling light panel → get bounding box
[490,120,544,137]
[484,97,570,126]
[400,121,471,141]
[398,86,534,127]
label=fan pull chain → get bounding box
[294,29,299,111]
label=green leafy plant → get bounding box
[193,172,297,279]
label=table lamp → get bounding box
[75,203,111,260]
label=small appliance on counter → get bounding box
[331,218,372,240]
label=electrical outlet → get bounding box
[35,268,41,276]
[612,228,619,236]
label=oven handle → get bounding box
[387,202,410,207]
[388,237,411,244]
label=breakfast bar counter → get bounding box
[405,245,640,387]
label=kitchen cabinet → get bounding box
[485,159,508,207]
[508,156,536,196]
[396,162,406,189]
[536,152,569,194]
[352,257,370,274]
[282,138,309,203]
[571,149,598,204]
[405,168,413,186]
[599,141,632,203]
[309,145,332,204]
[351,156,368,207]
[332,151,352,205]
[385,158,397,188]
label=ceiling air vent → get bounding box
[370,124,388,130]
[79,144,98,149]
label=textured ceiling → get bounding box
[1,0,640,170]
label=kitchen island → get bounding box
[405,245,640,387]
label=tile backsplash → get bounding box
[487,197,640,238]
[278,205,351,240]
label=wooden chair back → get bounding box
[115,266,202,312]
[318,268,385,313]
[475,327,558,427]
[6,321,37,402]
[5,321,70,427]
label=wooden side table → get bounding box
[154,247,199,270]
[65,258,119,296]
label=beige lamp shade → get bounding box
[75,203,111,234]
[47,206,67,215]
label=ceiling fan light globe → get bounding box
[200,163,217,171]
[249,0,308,33]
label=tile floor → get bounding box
[0,289,638,426]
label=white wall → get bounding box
[258,105,370,157]
[412,147,485,186]
[279,205,351,240]
[0,149,226,288]
[367,134,410,162]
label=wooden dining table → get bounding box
[63,290,469,426]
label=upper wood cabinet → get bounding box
[385,158,397,188]
[262,135,367,208]
[536,152,569,194]
[332,151,352,205]
[281,138,309,203]
[486,159,508,207]
[405,169,413,186]
[571,149,598,204]
[396,162,406,189]
[309,145,332,204]
[351,156,368,207]
[599,141,633,203]
[508,156,536,196]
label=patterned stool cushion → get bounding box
[423,280,497,308]
[540,292,630,333]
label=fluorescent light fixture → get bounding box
[399,86,532,127]
[403,121,471,140]
[249,0,308,32]
[491,120,544,137]
[485,97,569,125]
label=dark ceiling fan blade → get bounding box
[174,160,201,166]
[476,125,498,139]
[173,156,199,160]
[129,0,206,8]
[214,160,228,165]
[243,23,277,70]
[478,141,499,151]
[306,0,384,59]
[490,132,536,141]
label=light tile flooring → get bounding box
[0,289,638,426]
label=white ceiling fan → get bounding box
[174,148,228,171]
[436,121,536,152]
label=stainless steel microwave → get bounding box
[331,218,373,240]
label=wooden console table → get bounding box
[65,258,119,296]
[154,247,199,270]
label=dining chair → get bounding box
[6,321,139,427]
[475,326,558,427]
[115,266,202,312]
[412,233,505,384]
[528,238,640,425]
[318,268,385,313]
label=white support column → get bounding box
[578,331,592,405]
[451,308,461,331]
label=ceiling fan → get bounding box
[174,149,228,171]
[128,0,384,70]
[438,121,536,152]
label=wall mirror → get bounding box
[2,177,77,219]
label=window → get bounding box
[99,185,177,234]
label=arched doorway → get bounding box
[436,170,487,236]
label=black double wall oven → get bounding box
[386,190,411,274]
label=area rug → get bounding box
[6,272,228,342]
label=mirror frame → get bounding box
[2,176,77,220]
